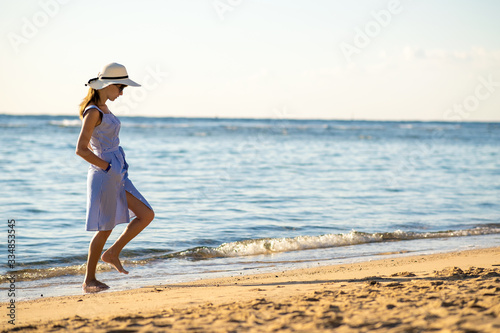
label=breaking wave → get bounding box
[180,226,500,259]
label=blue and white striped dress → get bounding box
[83,105,152,231]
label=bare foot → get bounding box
[82,279,109,293]
[101,249,129,274]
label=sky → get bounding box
[1,0,499,121]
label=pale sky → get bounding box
[1,0,499,121]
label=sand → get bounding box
[2,247,500,332]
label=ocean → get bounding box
[1,114,499,300]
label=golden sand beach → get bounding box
[2,247,500,332]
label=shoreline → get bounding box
[2,246,500,332]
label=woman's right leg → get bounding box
[83,230,112,291]
[101,191,154,274]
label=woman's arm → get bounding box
[75,109,110,170]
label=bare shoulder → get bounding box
[82,107,102,127]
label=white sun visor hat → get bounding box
[86,62,141,90]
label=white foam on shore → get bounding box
[187,227,500,258]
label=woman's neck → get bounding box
[94,98,109,113]
[97,91,109,107]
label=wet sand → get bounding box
[2,247,500,332]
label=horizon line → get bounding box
[1,113,499,124]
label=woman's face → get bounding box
[105,84,127,101]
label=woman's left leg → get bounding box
[101,191,154,274]
[83,230,112,291]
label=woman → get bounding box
[76,63,155,292]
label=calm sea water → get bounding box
[1,114,499,300]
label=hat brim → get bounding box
[87,78,141,90]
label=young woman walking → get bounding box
[76,63,154,292]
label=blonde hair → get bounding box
[79,88,101,119]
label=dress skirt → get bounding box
[85,146,152,231]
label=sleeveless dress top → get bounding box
[83,105,152,231]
